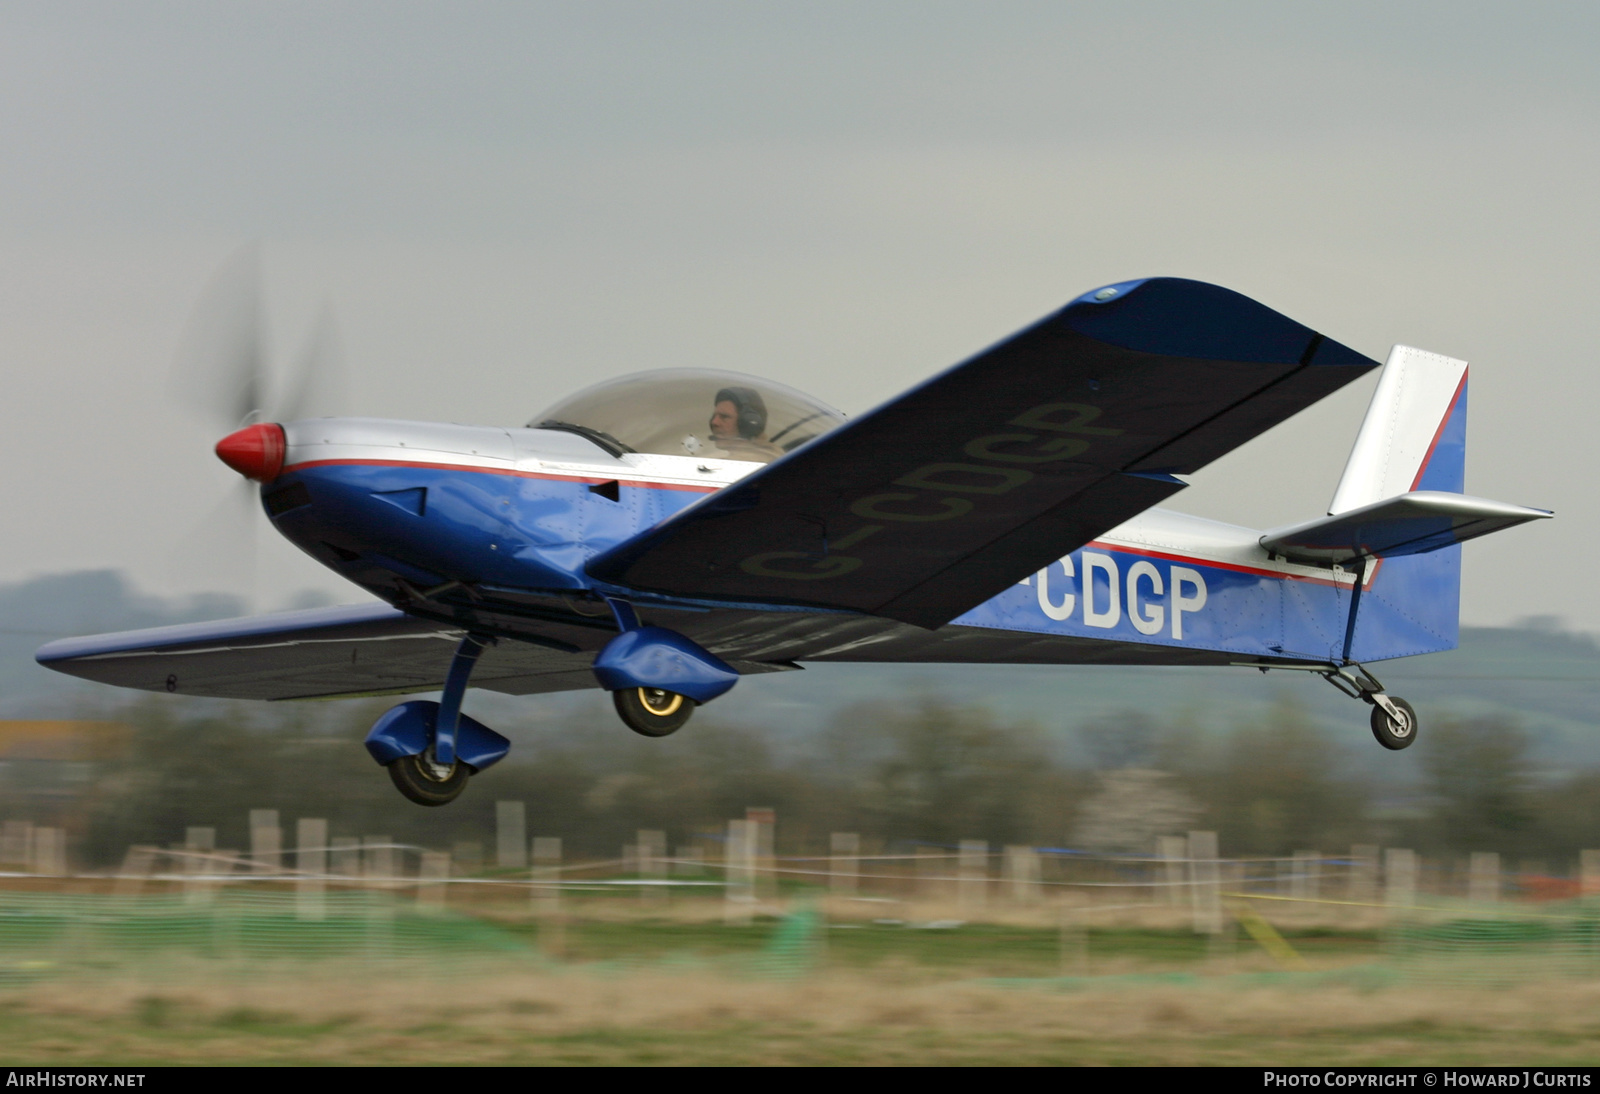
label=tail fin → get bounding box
[1330,344,1468,513]
[1336,345,1468,661]
[1260,345,1546,663]
[1261,344,1544,566]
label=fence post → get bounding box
[1187,831,1222,935]
[1292,850,1320,905]
[1,821,31,869]
[184,826,215,858]
[1385,848,1417,921]
[183,827,216,903]
[724,819,754,925]
[531,836,563,954]
[31,827,66,877]
[1581,849,1600,900]
[496,801,527,870]
[296,818,328,921]
[1349,844,1379,905]
[1155,835,1186,907]
[746,808,775,899]
[249,809,281,875]
[531,837,562,913]
[830,833,860,897]
[673,845,705,877]
[1004,845,1041,906]
[1469,851,1501,905]
[958,840,988,910]
[638,829,666,903]
[418,851,450,914]
[363,835,396,886]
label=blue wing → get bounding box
[587,278,1380,627]
[34,602,599,700]
[34,601,806,700]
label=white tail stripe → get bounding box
[1328,344,1467,515]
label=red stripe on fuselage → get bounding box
[1084,540,1377,590]
[283,458,1366,591]
[1408,369,1469,492]
[281,457,722,494]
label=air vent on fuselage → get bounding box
[589,480,621,503]
[371,487,427,516]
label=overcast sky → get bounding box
[1,2,1595,627]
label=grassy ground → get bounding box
[6,969,1600,1065]
[0,895,1592,1066]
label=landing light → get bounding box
[215,423,286,482]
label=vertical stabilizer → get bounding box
[1329,345,1468,514]
[1331,344,1469,662]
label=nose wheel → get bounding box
[362,634,511,808]
[614,687,696,737]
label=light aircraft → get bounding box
[37,273,1551,805]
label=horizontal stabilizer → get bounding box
[1260,491,1551,566]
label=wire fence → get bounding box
[2,816,1599,986]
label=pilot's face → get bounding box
[710,400,739,439]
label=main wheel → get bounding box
[1370,697,1418,751]
[387,750,471,806]
[614,687,695,737]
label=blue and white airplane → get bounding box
[37,277,1550,805]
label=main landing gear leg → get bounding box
[1319,663,1418,751]
[364,633,511,806]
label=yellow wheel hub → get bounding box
[638,688,684,716]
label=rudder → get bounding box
[1335,345,1469,661]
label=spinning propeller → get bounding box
[169,245,349,603]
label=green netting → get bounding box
[0,890,539,981]
[752,899,822,979]
[1385,907,1600,985]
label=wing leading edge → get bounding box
[34,602,599,701]
[587,278,1381,627]
[35,602,802,702]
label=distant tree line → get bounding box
[37,690,1600,868]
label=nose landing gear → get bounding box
[363,634,511,806]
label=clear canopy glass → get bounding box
[530,369,847,464]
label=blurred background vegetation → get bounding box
[6,570,1600,867]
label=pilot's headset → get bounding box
[714,387,768,439]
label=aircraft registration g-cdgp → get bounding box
[38,274,1551,805]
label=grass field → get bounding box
[0,895,1595,1066]
[7,965,1600,1065]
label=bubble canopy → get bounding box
[529,369,847,464]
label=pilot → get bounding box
[708,387,783,462]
